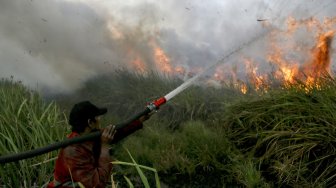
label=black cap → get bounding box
[69,101,107,126]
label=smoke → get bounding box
[0,0,335,94]
[0,0,113,93]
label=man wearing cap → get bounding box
[47,101,148,188]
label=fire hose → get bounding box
[0,97,167,164]
[0,72,201,164]
[0,68,206,164]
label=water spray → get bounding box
[0,29,271,164]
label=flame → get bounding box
[304,31,334,77]
[107,16,335,95]
[226,17,336,94]
[148,39,173,74]
[175,66,186,75]
[301,30,334,89]
[130,57,146,73]
[267,25,300,85]
[244,59,269,91]
[153,47,173,73]
[274,64,299,85]
[287,16,299,34]
[240,83,248,94]
[267,17,335,92]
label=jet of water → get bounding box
[164,28,271,101]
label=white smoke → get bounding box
[0,0,335,93]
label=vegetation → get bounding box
[223,80,336,187]
[1,70,336,187]
[0,78,67,187]
[112,149,161,188]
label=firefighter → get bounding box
[47,101,148,188]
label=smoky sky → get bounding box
[0,0,335,93]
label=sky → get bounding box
[0,0,335,94]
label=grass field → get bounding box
[1,70,336,187]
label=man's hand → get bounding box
[101,125,116,145]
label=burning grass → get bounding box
[2,70,336,187]
[223,77,336,186]
[207,17,336,95]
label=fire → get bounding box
[241,17,336,93]
[290,20,334,89]
[125,48,148,73]
[130,57,146,73]
[303,30,334,78]
[107,15,335,95]
[144,17,334,94]
[216,17,336,94]
[148,39,174,74]
[153,47,173,73]
[275,64,299,85]
[240,83,248,94]
[175,66,186,76]
[267,40,299,85]
[244,59,269,92]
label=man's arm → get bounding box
[112,120,144,143]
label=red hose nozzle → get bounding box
[147,97,167,111]
[153,97,166,107]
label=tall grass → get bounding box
[223,78,336,186]
[114,121,261,187]
[112,149,161,188]
[0,78,67,187]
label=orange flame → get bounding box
[304,31,334,76]
[240,83,248,94]
[149,39,174,74]
[153,47,173,73]
[301,30,334,89]
[225,17,336,94]
[244,59,269,92]
[175,66,186,75]
[109,16,335,95]
[130,57,146,73]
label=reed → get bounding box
[0,78,67,187]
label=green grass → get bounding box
[112,148,161,188]
[0,78,67,187]
[223,78,336,187]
